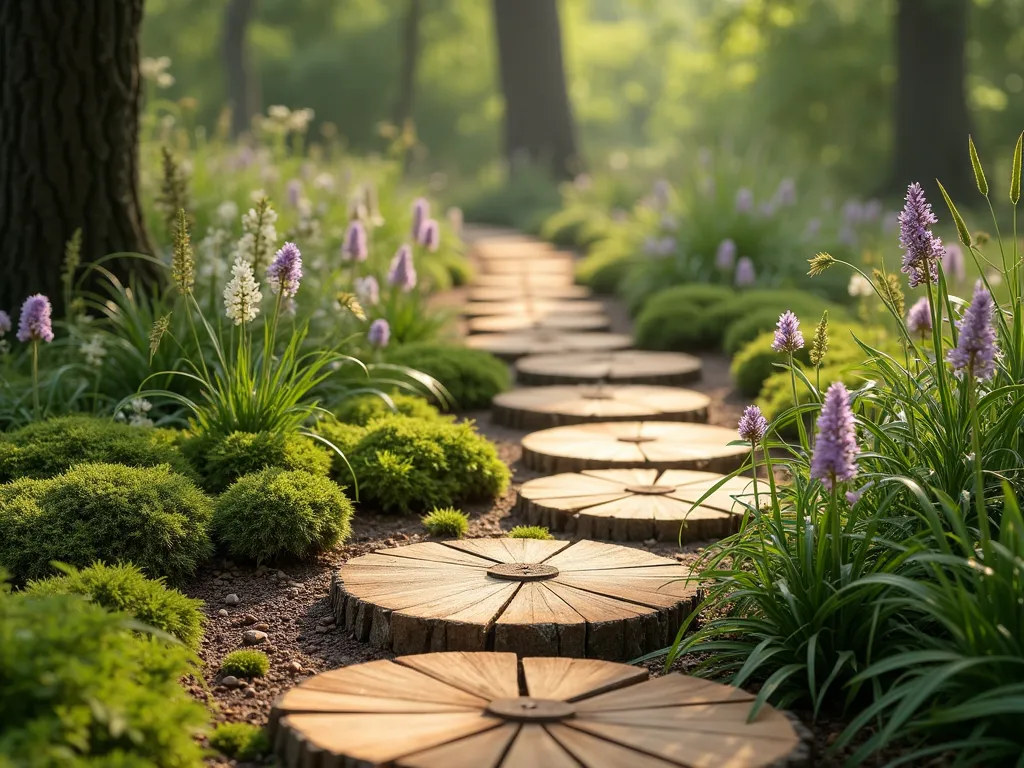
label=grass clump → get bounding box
[383,343,510,411]
[507,525,553,540]
[0,462,213,583]
[24,562,205,649]
[214,468,354,563]
[220,649,270,678]
[421,507,470,538]
[0,415,194,482]
[335,392,445,426]
[182,430,332,492]
[208,722,270,761]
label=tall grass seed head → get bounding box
[809,310,829,367]
[172,208,195,295]
[335,292,365,321]
[807,252,835,277]
[873,269,905,317]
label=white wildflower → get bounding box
[216,200,239,225]
[313,172,335,191]
[199,228,232,280]
[287,108,315,133]
[848,274,873,298]
[140,57,173,88]
[223,256,262,325]
[249,188,266,203]
[127,397,154,428]
[231,203,278,271]
[81,334,106,367]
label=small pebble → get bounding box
[643,538,657,548]
[315,625,331,634]
[286,661,303,673]
[217,609,229,618]
[224,594,240,606]
[239,614,258,626]
[221,675,241,688]
[253,622,270,632]
[277,570,288,579]
[317,616,334,626]
[242,630,268,645]
[243,687,257,699]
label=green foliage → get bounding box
[457,166,562,233]
[0,584,208,765]
[507,525,553,540]
[334,393,444,427]
[24,562,205,650]
[208,722,270,762]
[575,239,638,295]
[0,416,193,483]
[383,343,510,411]
[219,650,270,678]
[629,280,736,319]
[214,468,353,563]
[421,507,470,538]
[0,463,213,584]
[181,430,332,493]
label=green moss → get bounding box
[335,393,445,426]
[181,430,332,493]
[0,416,194,483]
[421,507,470,538]
[0,463,213,584]
[383,343,510,411]
[630,283,735,319]
[507,525,553,540]
[208,722,270,761]
[220,649,270,678]
[214,468,354,563]
[25,562,205,649]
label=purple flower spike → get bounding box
[342,221,368,262]
[906,297,932,336]
[410,197,430,241]
[715,239,737,271]
[286,179,302,208]
[947,282,999,381]
[354,276,379,306]
[738,404,768,444]
[387,244,417,292]
[0,310,11,337]
[771,311,805,353]
[943,244,966,283]
[17,295,54,343]
[367,318,390,348]
[735,188,754,213]
[418,218,440,252]
[735,257,756,287]
[898,183,942,288]
[266,242,303,298]
[811,382,859,490]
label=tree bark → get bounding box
[224,0,259,138]
[890,0,973,199]
[394,0,422,131]
[493,0,580,180]
[0,0,156,315]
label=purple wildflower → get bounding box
[898,183,942,288]
[342,221,368,262]
[715,239,737,271]
[842,199,864,225]
[17,295,54,343]
[367,318,390,348]
[418,218,440,252]
[738,404,768,444]
[735,257,756,287]
[811,382,859,489]
[286,179,302,208]
[771,311,805,353]
[846,481,873,506]
[863,199,883,221]
[410,197,430,241]
[652,179,672,209]
[802,218,821,241]
[266,242,303,297]
[735,188,754,213]
[774,178,796,207]
[943,244,966,283]
[387,244,417,292]
[354,276,380,306]
[906,297,932,337]
[947,282,999,381]
[0,310,10,336]
[760,201,777,217]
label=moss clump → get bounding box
[383,343,510,411]
[182,430,332,493]
[421,507,470,538]
[335,393,445,427]
[220,649,270,678]
[25,562,205,649]
[0,463,213,583]
[630,282,735,319]
[0,415,194,483]
[507,525,553,540]
[214,468,354,563]
[208,722,270,761]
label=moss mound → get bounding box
[383,343,510,411]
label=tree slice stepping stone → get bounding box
[492,385,710,430]
[465,331,632,362]
[520,421,749,474]
[474,272,576,288]
[329,539,699,660]
[474,240,556,259]
[516,350,702,387]
[469,285,593,302]
[270,652,806,768]
[483,258,574,276]
[468,313,611,335]
[462,299,605,317]
[517,469,755,542]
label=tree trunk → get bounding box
[493,0,580,180]
[394,0,422,130]
[890,0,973,199]
[0,0,156,315]
[224,0,259,138]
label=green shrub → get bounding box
[383,343,510,411]
[214,468,353,562]
[181,430,332,492]
[335,393,445,426]
[635,304,710,350]
[220,649,270,678]
[576,240,637,294]
[421,507,470,538]
[0,583,208,765]
[334,415,510,514]
[0,463,213,583]
[629,283,735,319]
[313,420,367,458]
[508,525,553,540]
[0,415,194,483]
[208,722,270,761]
[722,301,841,357]
[24,562,205,649]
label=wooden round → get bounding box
[465,331,632,362]
[462,299,604,317]
[474,272,576,289]
[469,285,593,302]
[520,421,750,474]
[492,385,710,430]
[468,314,611,335]
[474,240,556,260]
[517,469,755,542]
[516,350,703,388]
[483,258,574,276]
[330,539,698,660]
[270,653,805,768]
